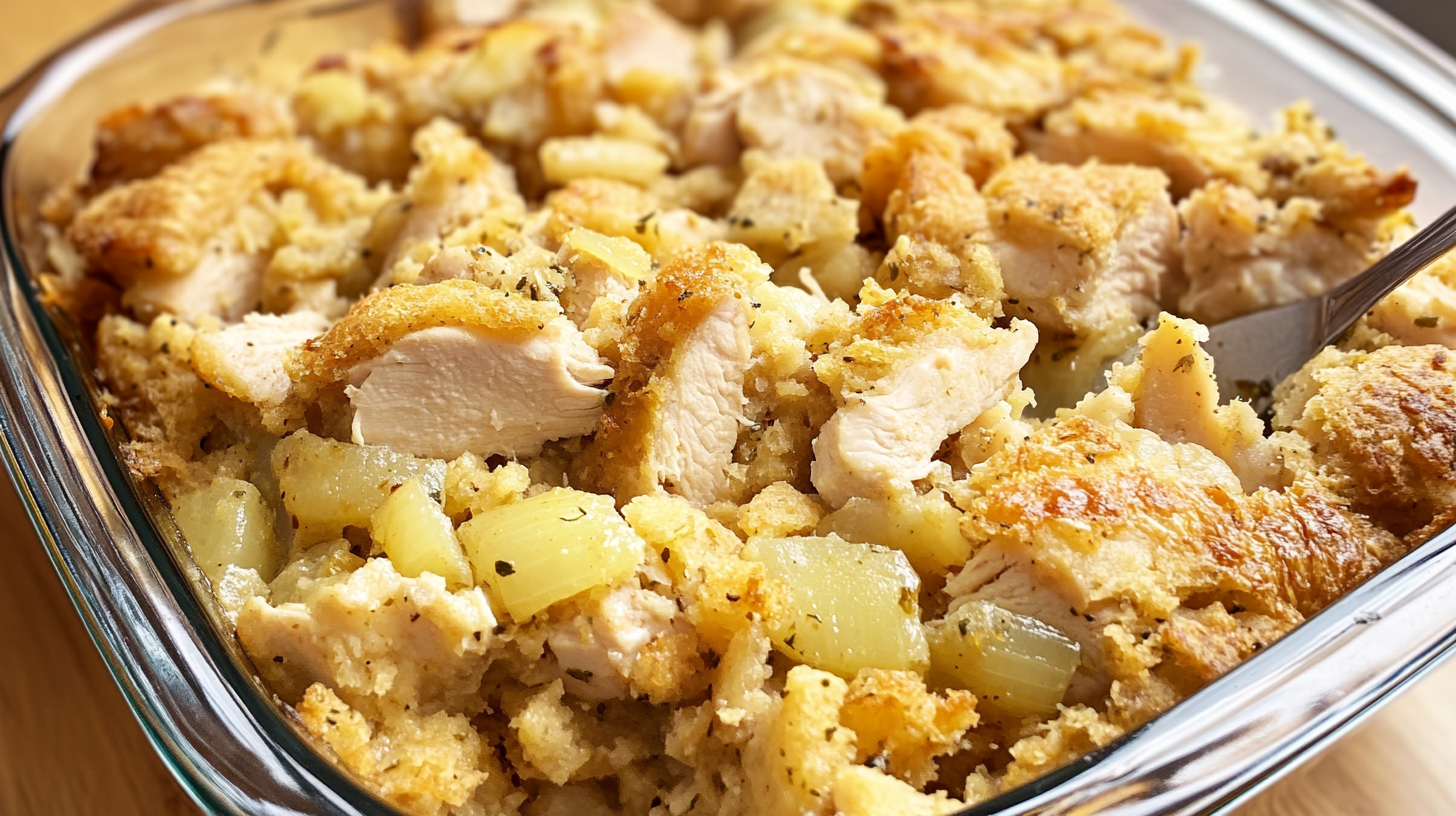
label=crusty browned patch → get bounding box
[839,669,978,788]
[1291,344,1456,536]
[962,415,1402,620]
[575,243,757,504]
[68,139,304,282]
[285,279,561,404]
[88,93,290,189]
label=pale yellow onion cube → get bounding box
[816,490,970,578]
[742,535,929,679]
[274,431,446,543]
[561,227,653,281]
[925,600,1080,718]
[371,475,474,589]
[293,71,372,134]
[445,21,553,107]
[539,136,669,187]
[172,478,280,584]
[457,488,645,621]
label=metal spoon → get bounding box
[1092,204,1456,416]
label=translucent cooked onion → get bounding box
[743,535,929,679]
[456,487,644,621]
[926,600,1081,718]
[371,476,473,589]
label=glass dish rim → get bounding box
[2,1,1456,814]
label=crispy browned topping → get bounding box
[285,279,561,403]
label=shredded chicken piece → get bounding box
[1178,180,1406,324]
[1366,249,1456,348]
[579,243,766,507]
[374,118,525,286]
[545,582,690,701]
[237,552,498,719]
[190,310,331,426]
[811,287,1037,507]
[1110,313,1281,491]
[981,156,1181,339]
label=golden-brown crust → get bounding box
[982,155,1171,254]
[69,139,304,282]
[285,279,561,404]
[88,93,291,190]
[575,243,760,504]
[962,415,1400,620]
[813,284,997,399]
[1288,345,1456,536]
[839,669,978,788]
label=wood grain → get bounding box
[2,3,1455,815]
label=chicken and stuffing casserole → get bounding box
[33,0,1456,813]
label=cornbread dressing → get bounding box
[36,0,1456,814]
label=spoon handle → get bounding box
[1322,204,1456,346]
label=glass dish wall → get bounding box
[3,1,1456,814]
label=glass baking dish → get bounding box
[2,0,1456,814]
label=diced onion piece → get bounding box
[173,478,280,584]
[457,488,644,620]
[445,21,554,106]
[743,535,929,679]
[562,227,653,281]
[925,600,1080,718]
[371,476,473,589]
[817,490,970,577]
[540,136,669,187]
[274,431,446,544]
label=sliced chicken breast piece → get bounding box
[950,414,1403,720]
[69,139,306,283]
[70,136,384,323]
[981,156,1181,339]
[191,311,331,427]
[602,2,699,83]
[1108,313,1281,492]
[1037,90,1265,199]
[875,5,1070,124]
[546,583,683,700]
[286,279,612,455]
[1178,180,1406,324]
[88,91,291,189]
[683,59,902,183]
[348,320,612,460]
[373,118,525,287]
[810,290,1038,507]
[579,243,768,508]
[122,244,267,324]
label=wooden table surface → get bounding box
[3,3,1455,815]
